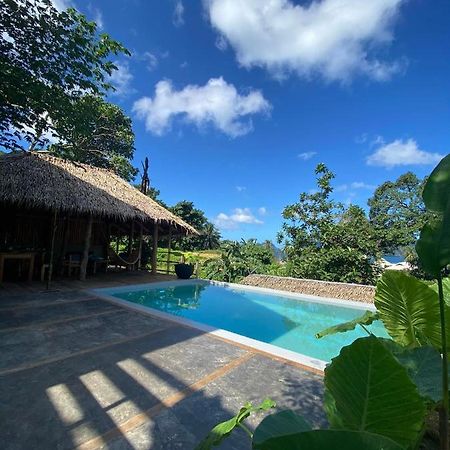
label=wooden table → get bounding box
[0,252,36,284]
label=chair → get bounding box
[63,253,82,277]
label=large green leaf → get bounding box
[195,399,275,450]
[422,154,450,212]
[253,410,311,447]
[324,336,426,448]
[374,271,443,348]
[416,155,450,275]
[430,277,450,306]
[382,340,444,403]
[416,219,450,277]
[315,311,379,339]
[253,429,404,450]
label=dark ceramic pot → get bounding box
[174,263,194,279]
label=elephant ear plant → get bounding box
[195,154,450,450]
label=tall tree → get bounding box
[201,223,222,250]
[0,0,128,150]
[368,172,428,254]
[278,164,380,284]
[50,95,137,180]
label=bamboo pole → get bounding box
[151,224,158,274]
[46,210,58,290]
[79,215,93,281]
[166,227,172,274]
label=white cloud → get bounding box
[367,139,444,168]
[133,77,270,137]
[51,0,73,11]
[258,207,267,216]
[336,181,376,192]
[91,7,104,30]
[298,151,317,160]
[205,0,405,82]
[350,181,376,190]
[215,35,228,51]
[173,0,185,27]
[143,52,159,71]
[236,185,246,192]
[107,61,134,97]
[355,133,368,144]
[214,208,263,230]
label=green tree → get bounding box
[278,164,380,284]
[50,96,137,181]
[201,223,221,250]
[169,201,211,251]
[0,0,128,150]
[368,172,428,254]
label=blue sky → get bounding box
[59,0,449,242]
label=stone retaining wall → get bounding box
[241,274,375,303]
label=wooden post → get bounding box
[138,223,143,270]
[166,226,172,274]
[79,215,93,281]
[46,210,58,290]
[195,262,199,278]
[151,223,158,274]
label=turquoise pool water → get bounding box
[109,282,389,362]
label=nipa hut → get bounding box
[0,151,198,285]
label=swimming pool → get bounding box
[93,280,388,369]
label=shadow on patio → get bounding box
[0,287,326,450]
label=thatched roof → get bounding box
[0,152,198,235]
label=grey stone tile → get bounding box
[0,326,247,449]
[0,299,119,329]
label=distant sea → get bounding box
[383,254,405,264]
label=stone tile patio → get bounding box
[0,280,325,450]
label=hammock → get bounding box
[107,247,141,267]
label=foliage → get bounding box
[375,271,448,349]
[368,172,428,255]
[278,164,381,285]
[196,399,275,450]
[383,340,445,404]
[202,239,275,283]
[50,95,137,181]
[1,0,128,150]
[324,336,426,447]
[197,155,450,450]
[315,310,379,339]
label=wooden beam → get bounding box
[79,215,93,281]
[151,223,158,275]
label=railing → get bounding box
[155,253,200,277]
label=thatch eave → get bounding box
[0,152,198,235]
